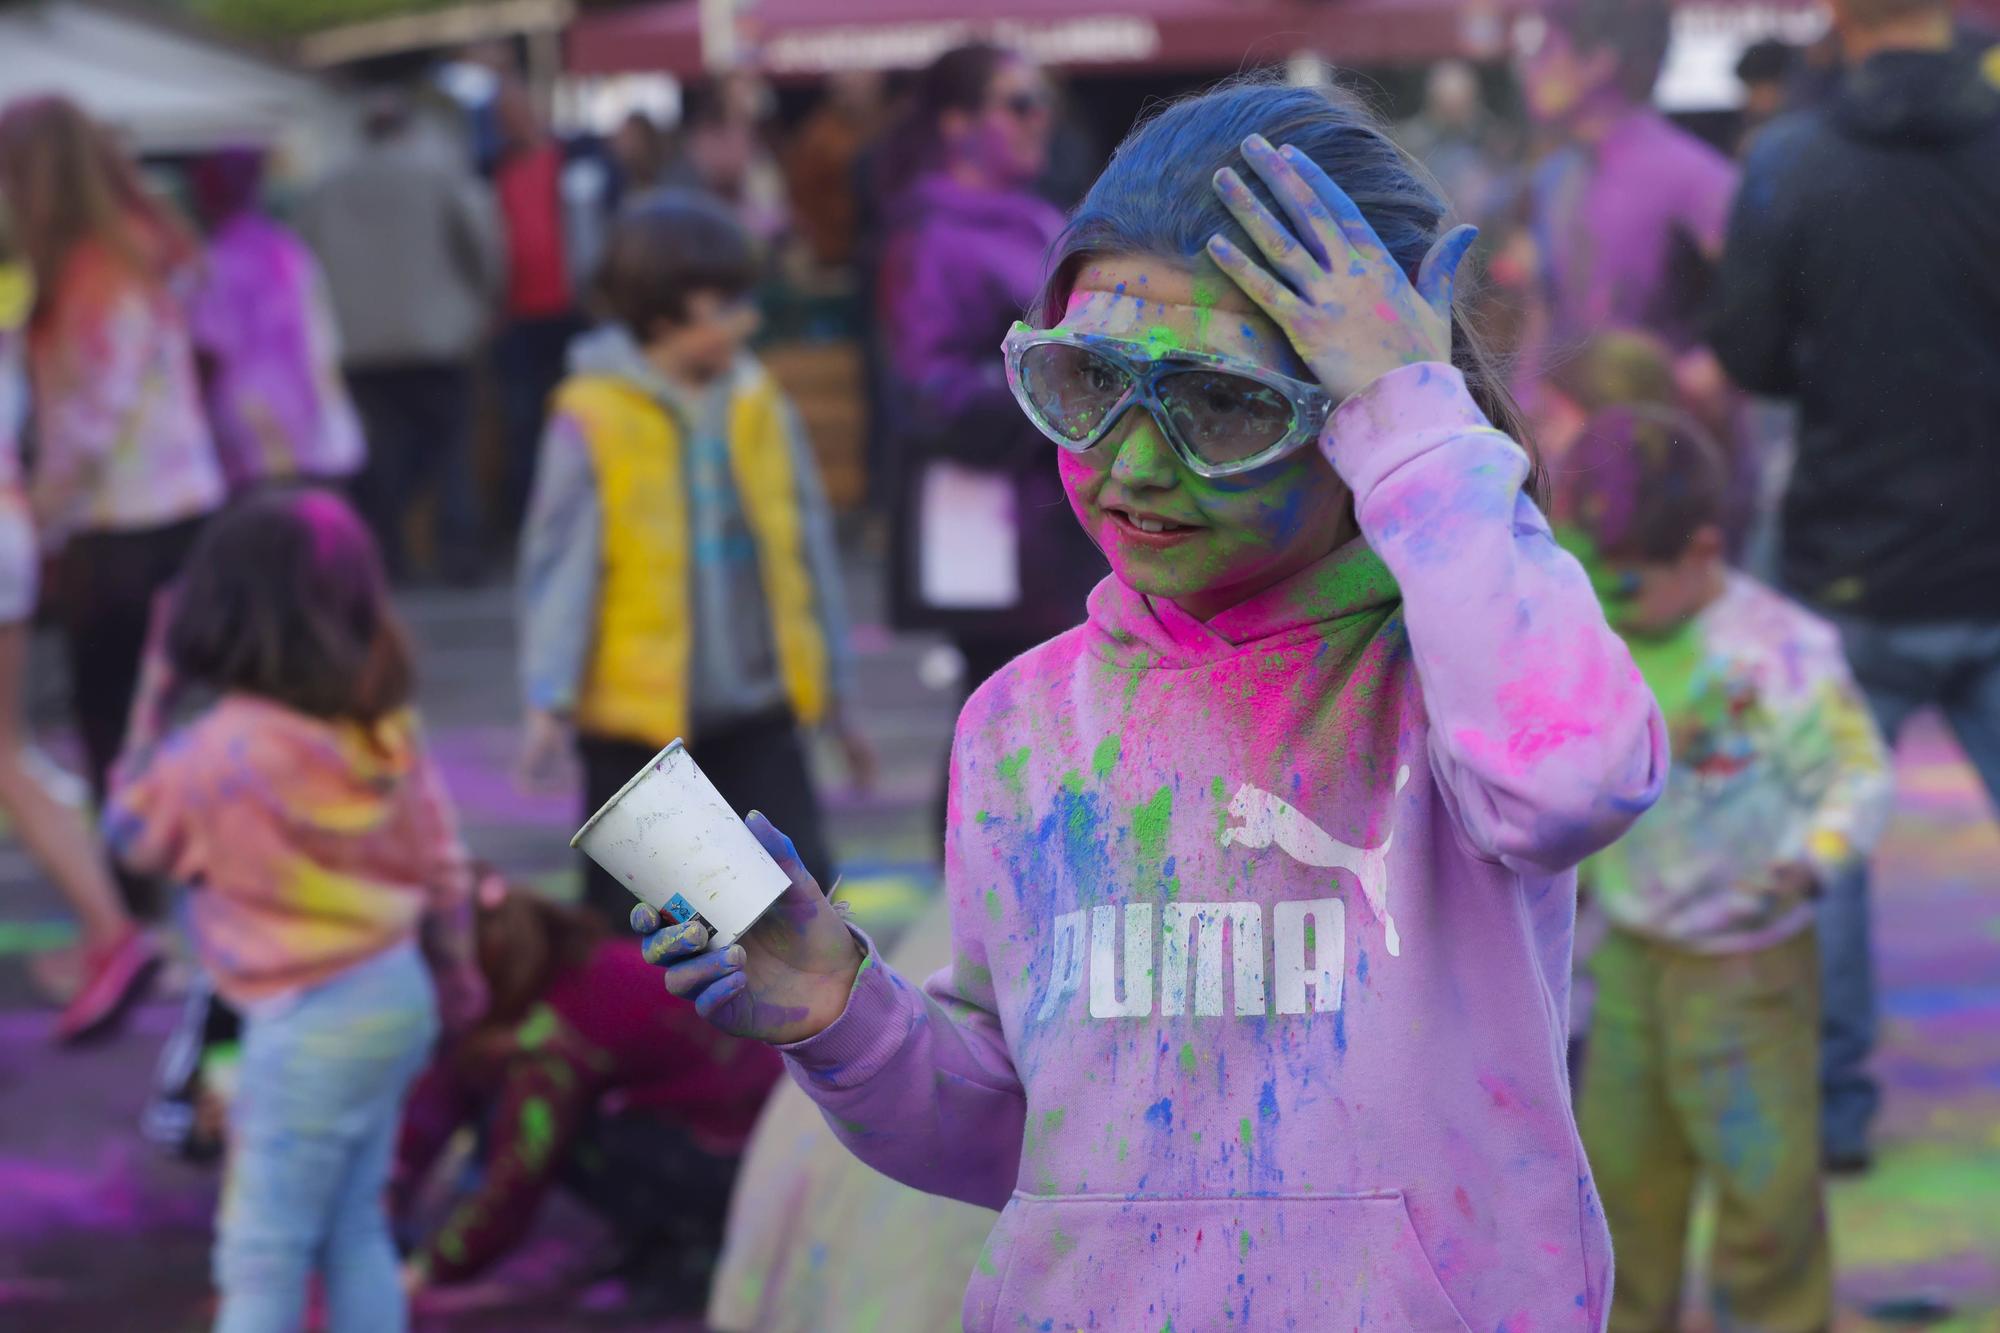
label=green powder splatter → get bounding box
[977,1249,998,1277]
[1240,1230,1253,1259]
[1178,1042,1198,1077]
[1191,280,1218,345]
[519,1097,555,1170]
[1043,1107,1066,1132]
[1061,768,1087,796]
[1240,1117,1254,1150]
[998,746,1032,796]
[985,889,1004,922]
[1305,921,1317,952]
[514,1005,560,1051]
[1132,785,1173,870]
[1118,1137,1129,1162]
[1092,733,1122,779]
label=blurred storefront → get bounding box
[0,0,344,160]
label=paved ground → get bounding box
[0,565,1995,1331]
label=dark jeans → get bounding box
[1820,615,2000,1156]
[576,711,835,930]
[563,1110,743,1313]
[347,362,481,581]
[57,515,208,916]
[492,314,586,538]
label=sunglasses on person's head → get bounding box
[996,89,1051,119]
[1001,322,1334,479]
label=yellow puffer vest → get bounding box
[556,370,829,748]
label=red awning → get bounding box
[565,0,1538,79]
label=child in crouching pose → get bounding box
[639,79,1667,1330]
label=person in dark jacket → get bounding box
[1710,0,2000,1173]
[874,44,1106,688]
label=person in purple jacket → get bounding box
[639,80,1667,1331]
[874,43,1106,689]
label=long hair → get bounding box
[0,96,195,305]
[167,488,414,724]
[874,42,1016,200]
[474,877,605,1028]
[1037,77,1542,500]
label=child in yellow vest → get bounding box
[517,191,869,925]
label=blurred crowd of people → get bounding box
[0,0,1995,1325]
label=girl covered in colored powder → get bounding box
[0,97,225,829]
[107,490,483,1333]
[0,200,158,1042]
[641,78,1666,1330]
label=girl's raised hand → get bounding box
[1207,134,1477,403]
[631,812,863,1045]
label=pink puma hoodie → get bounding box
[782,363,1667,1332]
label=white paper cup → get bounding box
[570,740,791,951]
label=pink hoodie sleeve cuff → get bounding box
[1323,362,1517,501]
[777,926,920,1090]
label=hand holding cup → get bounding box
[633,813,863,1044]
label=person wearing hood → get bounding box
[873,44,1107,690]
[636,82,1666,1332]
[516,191,869,925]
[1711,0,2000,1175]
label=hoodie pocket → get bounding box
[972,1190,1472,1332]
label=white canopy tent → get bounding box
[0,0,347,159]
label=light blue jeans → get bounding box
[214,941,438,1333]
[1821,616,2000,1157]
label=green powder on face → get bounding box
[1132,785,1173,871]
[1092,733,1122,779]
[1191,280,1218,346]
[1142,324,1183,357]
[998,746,1032,796]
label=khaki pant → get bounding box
[1579,928,1831,1333]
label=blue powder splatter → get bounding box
[1356,949,1370,985]
[1258,1080,1278,1120]
[1334,1008,1347,1053]
[1144,1098,1174,1130]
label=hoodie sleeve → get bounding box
[883,227,1031,471]
[517,412,601,714]
[1711,122,1805,397]
[775,740,1025,1210]
[781,398,857,707]
[1780,618,1895,887]
[1330,363,1668,875]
